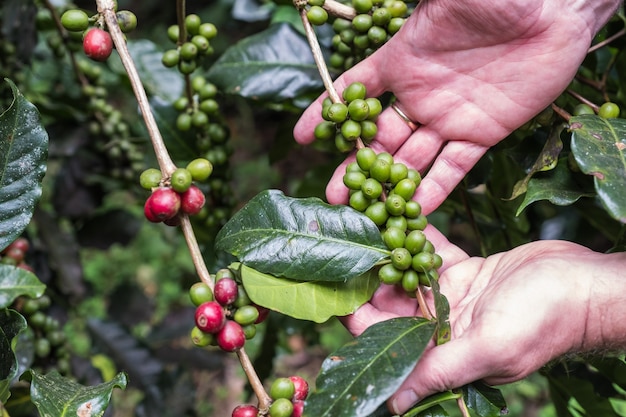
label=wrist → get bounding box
[581,251,626,352]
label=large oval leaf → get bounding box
[304,317,437,417]
[570,115,626,222]
[215,190,389,282]
[240,264,379,323]
[30,370,127,417]
[0,265,45,308]
[206,23,324,102]
[0,79,48,251]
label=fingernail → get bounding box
[391,390,418,415]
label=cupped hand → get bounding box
[294,0,607,214]
[342,236,603,414]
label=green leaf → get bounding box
[206,23,324,102]
[427,273,450,345]
[415,404,449,417]
[570,115,626,222]
[240,264,379,323]
[516,158,595,216]
[216,190,389,282]
[508,123,565,200]
[304,317,437,417]
[0,309,27,403]
[462,382,507,417]
[30,370,128,417]
[404,392,460,417]
[0,265,45,308]
[0,79,48,252]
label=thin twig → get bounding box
[323,0,357,20]
[96,0,177,175]
[180,216,214,290]
[551,103,571,122]
[588,28,626,53]
[566,89,599,112]
[456,391,471,417]
[237,347,273,411]
[415,286,433,320]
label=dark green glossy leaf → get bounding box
[304,317,437,417]
[570,115,626,222]
[30,370,127,417]
[216,190,389,282]
[0,265,45,308]
[0,79,48,252]
[404,392,459,417]
[508,123,565,200]
[206,23,323,101]
[516,158,595,216]
[0,309,27,403]
[240,264,379,323]
[462,382,507,417]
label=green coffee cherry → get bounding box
[307,5,329,25]
[170,168,193,192]
[343,171,367,190]
[378,263,403,284]
[383,226,406,249]
[270,378,296,400]
[61,9,89,32]
[404,230,426,255]
[385,194,406,216]
[349,190,371,212]
[342,82,367,102]
[391,247,412,270]
[369,158,391,182]
[361,178,383,199]
[186,158,213,181]
[341,119,362,140]
[366,201,389,226]
[189,282,214,306]
[140,168,162,190]
[598,102,620,119]
[234,305,260,326]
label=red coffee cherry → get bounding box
[232,404,258,417]
[216,320,246,352]
[214,277,239,306]
[180,185,206,215]
[194,301,226,334]
[83,28,113,62]
[292,400,305,417]
[144,187,181,222]
[289,376,309,401]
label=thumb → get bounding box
[293,53,386,145]
[387,337,488,415]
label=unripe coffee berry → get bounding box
[191,326,214,347]
[214,277,239,306]
[170,168,193,193]
[195,301,226,333]
[61,9,89,32]
[83,28,113,62]
[189,282,214,306]
[116,10,138,33]
[342,82,367,102]
[139,168,162,190]
[307,5,329,26]
[391,247,412,270]
[233,305,260,326]
[268,398,293,417]
[598,102,620,119]
[186,158,213,181]
[216,320,246,352]
[270,378,296,400]
[356,147,377,171]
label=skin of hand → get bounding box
[342,230,626,415]
[293,0,621,215]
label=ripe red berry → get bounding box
[214,277,238,306]
[232,404,258,417]
[145,187,181,222]
[4,247,25,263]
[292,400,305,417]
[180,185,206,215]
[7,237,30,254]
[83,28,113,62]
[254,305,270,324]
[216,320,245,352]
[289,376,309,401]
[194,301,226,334]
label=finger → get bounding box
[339,303,398,336]
[412,141,488,215]
[423,225,469,273]
[387,336,488,414]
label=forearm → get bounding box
[581,251,626,352]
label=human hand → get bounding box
[342,237,622,415]
[294,0,618,214]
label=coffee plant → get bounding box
[1,0,625,416]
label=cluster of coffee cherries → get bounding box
[162,14,218,75]
[574,101,621,119]
[1,237,33,271]
[190,269,269,352]
[14,293,72,375]
[232,375,309,417]
[141,158,212,225]
[326,0,410,70]
[60,7,137,62]
[345,148,442,293]
[314,82,382,152]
